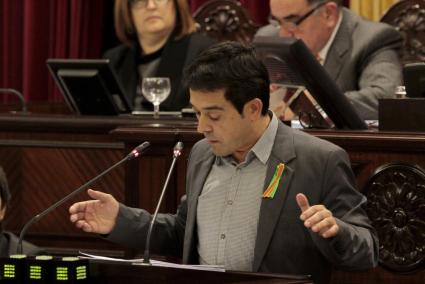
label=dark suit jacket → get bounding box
[104,33,216,111]
[108,120,378,284]
[255,8,403,120]
[0,231,43,257]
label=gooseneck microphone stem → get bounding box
[17,141,150,255]
[143,141,183,264]
[0,88,27,113]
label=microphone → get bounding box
[0,88,28,113]
[142,141,183,264]
[17,141,150,254]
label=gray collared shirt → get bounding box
[197,113,279,271]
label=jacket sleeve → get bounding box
[106,195,188,257]
[311,149,379,270]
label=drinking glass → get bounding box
[141,77,171,118]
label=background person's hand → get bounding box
[296,193,339,238]
[69,189,119,234]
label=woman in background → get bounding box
[105,0,215,112]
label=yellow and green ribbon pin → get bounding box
[263,163,285,199]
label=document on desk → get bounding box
[79,252,225,272]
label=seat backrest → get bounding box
[193,0,259,42]
[380,0,425,64]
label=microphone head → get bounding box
[173,141,184,158]
[128,141,150,160]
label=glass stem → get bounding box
[153,103,160,118]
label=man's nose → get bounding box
[279,26,295,38]
[197,116,211,134]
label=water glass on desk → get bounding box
[140,77,171,118]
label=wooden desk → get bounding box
[91,260,312,284]
[0,113,424,283]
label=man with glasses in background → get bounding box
[256,0,402,121]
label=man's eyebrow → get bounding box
[271,14,298,22]
[284,14,298,21]
[203,106,225,111]
[190,104,225,112]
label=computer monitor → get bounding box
[403,62,425,98]
[253,37,367,130]
[47,59,132,115]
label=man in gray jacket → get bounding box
[69,41,378,284]
[259,0,402,120]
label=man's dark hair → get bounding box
[0,167,11,209]
[183,41,270,115]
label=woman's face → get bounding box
[131,0,177,39]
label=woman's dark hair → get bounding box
[183,41,270,115]
[114,0,197,46]
[308,0,342,6]
[0,167,11,209]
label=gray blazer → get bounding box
[108,121,378,284]
[327,8,402,120]
[255,8,403,120]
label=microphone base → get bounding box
[139,260,152,266]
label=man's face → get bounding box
[190,89,260,163]
[270,0,337,55]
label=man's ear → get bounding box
[323,2,339,25]
[0,206,6,221]
[0,205,7,221]
[245,98,264,120]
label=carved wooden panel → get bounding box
[364,163,425,273]
[381,0,425,63]
[193,0,259,42]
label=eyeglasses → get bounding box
[129,0,169,9]
[270,1,328,32]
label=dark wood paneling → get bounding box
[0,113,199,255]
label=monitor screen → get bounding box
[253,37,367,130]
[403,62,425,98]
[47,59,132,115]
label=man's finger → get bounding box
[87,189,110,202]
[69,202,86,214]
[322,224,339,238]
[296,193,310,213]
[70,212,86,223]
[76,220,92,232]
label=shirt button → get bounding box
[220,234,226,239]
[227,200,233,205]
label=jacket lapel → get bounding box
[324,8,354,82]
[253,123,296,271]
[183,145,215,264]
